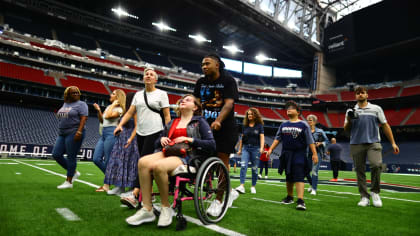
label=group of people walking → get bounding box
[51,54,400,228]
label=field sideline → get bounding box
[1,158,419,236]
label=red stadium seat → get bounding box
[274,109,288,120]
[315,94,338,102]
[168,94,182,104]
[301,110,328,127]
[404,108,420,125]
[367,87,400,100]
[234,104,249,116]
[384,108,412,126]
[257,107,282,120]
[0,62,56,86]
[30,42,83,57]
[328,113,346,128]
[60,76,109,95]
[400,85,420,97]
[340,91,355,101]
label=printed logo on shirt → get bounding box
[281,127,302,139]
[57,107,72,119]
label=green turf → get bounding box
[1,158,419,236]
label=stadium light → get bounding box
[111,7,139,20]
[188,34,211,43]
[152,22,177,32]
[255,53,277,62]
[223,44,244,54]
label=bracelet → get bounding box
[76,131,82,134]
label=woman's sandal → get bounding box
[95,186,106,192]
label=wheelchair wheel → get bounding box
[194,157,230,224]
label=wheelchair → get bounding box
[138,156,231,230]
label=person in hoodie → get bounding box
[125,94,216,228]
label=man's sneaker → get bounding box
[371,192,383,208]
[307,187,312,193]
[126,208,156,226]
[206,200,223,217]
[258,174,262,179]
[157,206,174,227]
[250,186,256,194]
[357,197,370,207]
[235,185,245,194]
[57,181,73,189]
[72,171,81,182]
[228,189,239,207]
[265,176,268,179]
[296,199,306,210]
[107,187,123,196]
[310,190,316,195]
[281,196,294,205]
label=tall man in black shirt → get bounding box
[193,54,239,216]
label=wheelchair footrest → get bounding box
[176,215,187,231]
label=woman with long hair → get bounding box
[125,94,215,228]
[93,89,126,192]
[235,107,265,194]
[53,86,88,189]
[104,92,140,195]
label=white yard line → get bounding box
[14,159,246,236]
[55,208,81,221]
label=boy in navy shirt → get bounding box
[267,101,318,210]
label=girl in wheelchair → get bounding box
[126,94,216,227]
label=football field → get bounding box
[1,158,419,236]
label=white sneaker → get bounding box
[307,187,313,193]
[120,190,134,198]
[228,189,239,208]
[206,200,223,217]
[120,192,139,209]
[357,197,370,207]
[107,187,123,196]
[235,185,245,194]
[250,187,256,194]
[72,171,81,182]
[57,181,73,189]
[265,176,268,179]
[371,192,383,208]
[310,190,316,195]
[126,208,156,226]
[258,174,262,179]
[157,206,174,227]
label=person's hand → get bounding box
[260,148,264,154]
[211,121,222,131]
[267,149,273,158]
[315,142,321,147]
[93,103,101,111]
[237,150,242,155]
[160,137,171,147]
[312,153,319,164]
[74,132,82,141]
[114,126,123,136]
[124,138,133,148]
[173,136,191,144]
[392,143,400,155]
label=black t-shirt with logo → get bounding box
[193,71,239,132]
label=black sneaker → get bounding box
[296,199,306,210]
[281,196,294,204]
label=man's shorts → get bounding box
[213,127,237,154]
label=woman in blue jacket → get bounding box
[125,94,216,228]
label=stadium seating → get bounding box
[167,93,182,104]
[98,40,138,61]
[234,104,250,116]
[400,85,420,97]
[366,87,401,100]
[0,104,99,148]
[170,57,202,74]
[327,112,346,128]
[384,108,412,126]
[5,14,52,39]
[60,76,109,95]
[0,61,56,86]
[340,91,355,101]
[274,109,289,120]
[315,94,338,102]
[257,107,282,120]
[55,29,98,50]
[138,51,172,68]
[404,108,420,125]
[260,77,289,87]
